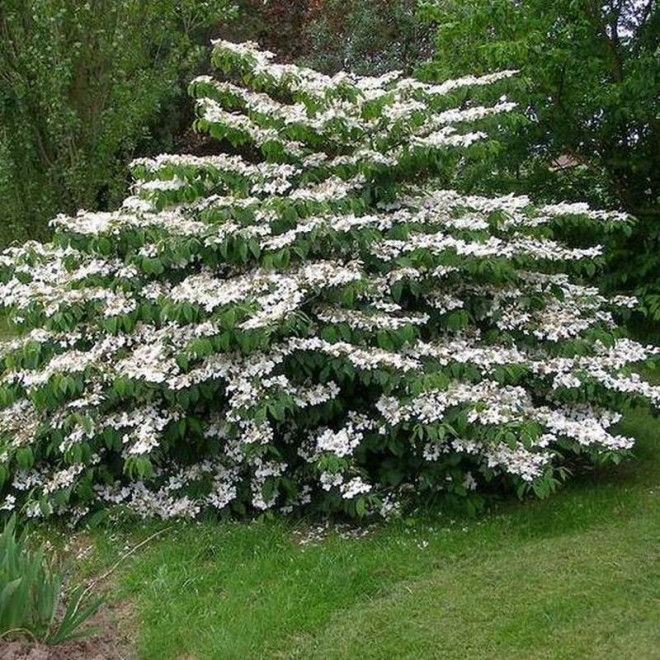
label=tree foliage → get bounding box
[300,0,435,74]
[0,0,236,246]
[218,0,434,74]
[420,0,660,318]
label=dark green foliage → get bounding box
[217,0,434,75]
[419,0,660,318]
[300,0,435,75]
[0,0,236,247]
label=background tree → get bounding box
[215,0,310,62]
[219,0,434,74]
[301,0,435,74]
[419,0,660,320]
[0,0,236,246]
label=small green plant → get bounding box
[0,516,103,644]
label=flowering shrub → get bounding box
[0,41,658,521]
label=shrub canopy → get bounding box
[0,41,658,521]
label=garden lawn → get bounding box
[71,404,660,660]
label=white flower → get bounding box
[340,477,372,499]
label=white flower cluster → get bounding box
[0,41,655,522]
[315,425,364,458]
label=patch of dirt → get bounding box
[0,638,116,660]
[0,600,135,660]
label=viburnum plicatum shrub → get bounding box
[0,41,658,522]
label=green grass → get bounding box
[68,405,660,659]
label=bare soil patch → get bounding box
[0,601,134,660]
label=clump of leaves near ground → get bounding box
[0,41,658,523]
[0,516,102,644]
